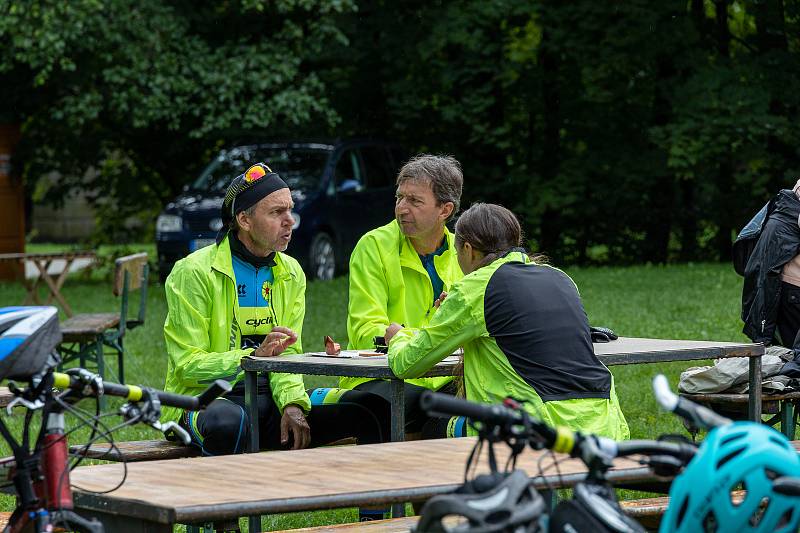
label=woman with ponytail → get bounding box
[386,203,629,440]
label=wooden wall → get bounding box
[0,124,24,280]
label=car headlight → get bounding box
[292,212,301,230]
[156,214,183,233]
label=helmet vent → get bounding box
[485,509,512,524]
[716,446,745,469]
[748,497,770,527]
[702,510,718,533]
[730,485,746,507]
[676,495,690,527]
[777,506,794,528]
[720,432,746,446]
[768,435,789,449]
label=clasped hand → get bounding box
[252,326,298,357]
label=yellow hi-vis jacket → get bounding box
[341,219,463,390]
[388,252,630,440]
[161,236,310,424]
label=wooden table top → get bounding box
[593,337,764,365]
[241,337,764,376]
[70,437,660,524]
[241,353,458,378]
[0,251,96,262]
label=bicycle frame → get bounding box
[1,376,104,533]
[1,369,228,533]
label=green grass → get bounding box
[0,262,748,530]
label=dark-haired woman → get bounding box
[386,203,629,439]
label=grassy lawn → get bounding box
[0,260,749,530]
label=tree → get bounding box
[0,0,353,240]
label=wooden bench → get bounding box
[274,492,748,532]
[681,391,800,439]
[0,386,14,408]
[0,511,11,530]
[69,440,199,462]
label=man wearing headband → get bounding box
[161,163,380,454]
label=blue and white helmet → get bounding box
[0,306,61,381]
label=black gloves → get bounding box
[590,326,618,343]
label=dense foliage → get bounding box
[1,0,799,262]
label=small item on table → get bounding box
[589,326,618,343]
[324,335,341,355]
[372,335,388,354]
[358,351,385,357]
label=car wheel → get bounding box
[309,232,336,281]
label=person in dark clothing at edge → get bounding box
[162,163,382,455]
[385,203,630,440]
[737,180,800,376]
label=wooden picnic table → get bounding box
[69,436,671,533]
[0,251,96,317]
[241,336,765,449]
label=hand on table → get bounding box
[253,326,298,357]
[281,404,311,450]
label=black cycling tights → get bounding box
[179,377,385,456]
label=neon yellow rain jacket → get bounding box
[161,236,310,424]
[388,252,630,440]
[342,219,464,390]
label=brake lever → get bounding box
[5,395,44,414]
[118,388,192,444]
[157,421,191,445]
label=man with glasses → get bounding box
[162,163,380,455]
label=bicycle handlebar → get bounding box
[420,390,698,469]
[420,391,588,455]
[52,372,231,411]
[652,374,731,430]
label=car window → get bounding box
[192,146,331,193]
[334,149,363,193]
[360,146,394,189]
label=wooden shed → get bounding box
[0,124,24,280]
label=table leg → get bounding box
[23,259,51,305]
[39,258,75,316]
[95,336,107,411]
[748,355,762,422]
[245,370,259,454]
[389,378,406,442]
[390,378,406,518]
[244,370,262,533]
[780,401,795,439]
[540,489,557,512]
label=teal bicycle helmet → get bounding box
[660,422,800,532]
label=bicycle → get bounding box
[416,374,800,532]
[0,306,231,532]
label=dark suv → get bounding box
[156,139,407,281]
